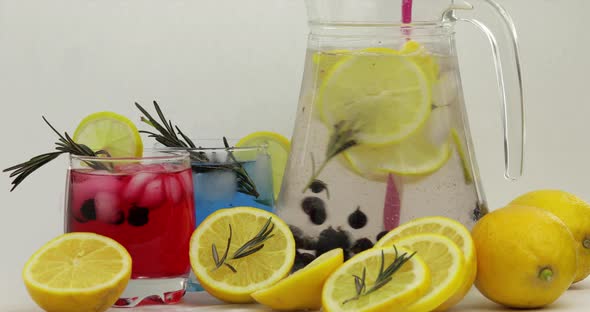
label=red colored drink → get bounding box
[66,164,195,280]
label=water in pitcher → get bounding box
[278,36,487,261]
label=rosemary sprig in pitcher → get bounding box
[135,101,259,198]
[3,117,109,191]
[210,217,275,273]
[302,120,360,193]
[343,247,416,304]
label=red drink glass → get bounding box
[64,150,195,307]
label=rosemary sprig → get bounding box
[343,246,416,305]
[3,117,109,191]
[136,101,259,198]
[211,217,275,273]
[302,120,359,192]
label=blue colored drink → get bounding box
[186,147,275,291]
[192,158,274,225]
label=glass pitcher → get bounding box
[277,0,524,261]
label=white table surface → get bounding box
[7,279,590,312]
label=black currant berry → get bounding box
[376,230,389,241]
[292,251,316,272]
[128,206,149,226]
[348,206,367,229]
[351,238,374,254]
[290,225,317,250]
[301,197,327,225]
[80,199,97,221]
[310,180,328,194]
[316,226,351,257]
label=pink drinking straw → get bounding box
[402,0,413,24]
[401,0,413,37]
[383,174,401,230]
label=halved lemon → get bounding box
[189,207,296,303]
[317,48,432,145]
[73,111,143,157]
[378,232,468,312]
[236,131,291,199]
[322,247,431,312]
[375,216,477,311]
[252,248,344,311]
[23,233,132,312]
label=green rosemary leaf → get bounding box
[224,263,237,273]
[232,244,265,260]
[175,126,196,148]
[212,244,220,265]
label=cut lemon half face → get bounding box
[322,247,431,312]
[73,111,143,157]
[189,207,296,303]
[22,233,132,312]
[375,216,477,311]
[382,234,467,312]
[317,48,432,145]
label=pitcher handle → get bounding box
[444,0,525,180]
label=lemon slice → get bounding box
[400,40,440,87]
[236,131,291,199]
[190,207,296,303]
[73,111,143,157]
[343,107,451,179]
[317,48,432,145]
[380,233,467,312]
[322,247,431,312]
[312,49,350,86]
[452,128,474,184]
[375,216,477,311]
[252,248,344,311]
[23,233,132,312]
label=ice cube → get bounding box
[179,170,194,194]
[252,154,273,199]
[196,171,236,201]
[140,164,168,173]
[433,72,458,107]
[138,178,166,208]
[164,176,183,205]
[427,106,452,147]
[124,172,157,203]
[95,192,123,224]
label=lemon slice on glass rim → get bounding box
[73,111,143,157]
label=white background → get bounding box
[0,0,589,309]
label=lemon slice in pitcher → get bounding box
[317,49,431,145]
[73,111,143,157]
[344,107,451,178]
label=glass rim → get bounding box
[152,145,268,152]
[69,148,190,162]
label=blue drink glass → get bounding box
[181,145,275,291]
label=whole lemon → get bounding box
[510,190,590,282]
[472,205,577,308]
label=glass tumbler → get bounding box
[64,150,195,307]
